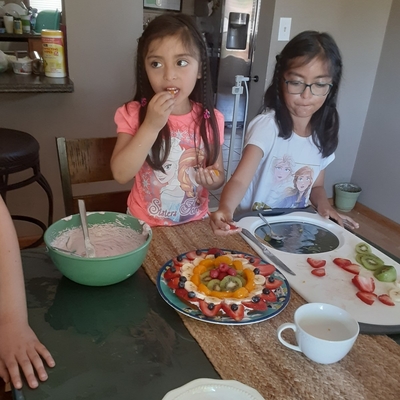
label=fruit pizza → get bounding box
[159,248,290,324]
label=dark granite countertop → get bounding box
[0,70,74,93]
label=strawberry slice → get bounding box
[167,277,180,289]
[356,291,377,305]
[341,263,360,275]
[163,267,180,281]
[333,258,352,268]
[265,277,283,289]
[207,248,222,255]
[242,299,268,311]
[198,300,222,317]
[378,294,395,306]
[307,258,326,268]
[311,268,325,277]
[256,263,276,276]
[352,275,375,293]
[185,251,198,261]
[260,289,277,303]
[221,302,245,321]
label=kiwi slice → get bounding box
[374,265,397,282]
[355,253,363,265]
[220,276,242,292]
[360,254,384,271]
[207,279,222,291]
[355,242,372,255]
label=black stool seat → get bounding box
[0,128,53,248]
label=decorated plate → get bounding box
[156,248,290,325]
[162,378,265,400]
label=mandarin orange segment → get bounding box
[214,255,232,265]
[199,259,215,268]
[198,283,211,296]
[232,260,244,271]
[232,287,249,299]
[243,268,255,280]
[245,281,255,292]
[191,273,200,286]
[210,290,232,299]
[193,264,207,275]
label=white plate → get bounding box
[162,379,265,400]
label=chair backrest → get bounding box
[56,137,130,216]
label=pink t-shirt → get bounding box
[114,101,224,227]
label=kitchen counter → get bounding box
[0,70,74,93]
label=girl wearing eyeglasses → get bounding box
[210,30,359,234]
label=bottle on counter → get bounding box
[41,29,67,78]
[13,16,23,34]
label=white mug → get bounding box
[277,303,359,364]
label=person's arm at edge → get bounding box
[0,198,55,389]
[310,171,359,229]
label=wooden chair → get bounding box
[56,136,130,216]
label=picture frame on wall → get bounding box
[143,0,182,12]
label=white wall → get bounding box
[352,0,400,223]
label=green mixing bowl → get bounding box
[44,212,152,286]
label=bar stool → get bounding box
[0,128,53,248]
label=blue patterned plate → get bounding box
[156,249,291,325]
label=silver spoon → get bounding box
[78,199,96,258]
[258,212,284,241]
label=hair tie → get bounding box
[140,97,147,107]
[203,109,211,119]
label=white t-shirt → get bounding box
[239,110,335,211]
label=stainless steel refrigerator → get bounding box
[195,0,261,124]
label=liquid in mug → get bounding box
[300,317,353,341]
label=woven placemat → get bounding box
[142,220,400,400]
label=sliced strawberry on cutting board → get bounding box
[307,258,326,268]
[256,263,276,276]
[341,263,360,275]
[221,302,245,321]
[356,291,377,305]
[311,268,326,277]
[242,298,268,311]
[352,275,375,293]
[333,258,352,268]
[199,300,222,317]
[378,294,395,306]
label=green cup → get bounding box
[334,183,362,212]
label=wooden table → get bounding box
[3,219,400,399]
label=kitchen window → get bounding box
[29,0,62,11]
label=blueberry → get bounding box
[178,281,185,289]
[215,252,222,258]
[262,288,270,295]
[252,296,261,303]
[268,276,275,283]
[253,268,260,275]
[188,291,196,298]
[170,266,176,273]
[208,303,215,310]
[179,276,187,283]
[177,255,183,262]
[196,249,202,255]
[249,257,255,263]
[231,304,238,311]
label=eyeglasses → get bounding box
[284,80,333,96]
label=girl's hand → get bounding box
[195,163,224,190]
[208,210,241,236]
[143,91,175,132]
[317,204,359,230]
[0,321,55,389]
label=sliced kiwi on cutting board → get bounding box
[374,265,397,282]
[360,254,384,271]
[355,242,372,255]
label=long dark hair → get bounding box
[133,14,220,171]
[263,31,342,157]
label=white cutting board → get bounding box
[237,212,400,329]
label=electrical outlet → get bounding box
[278,17,292,41]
